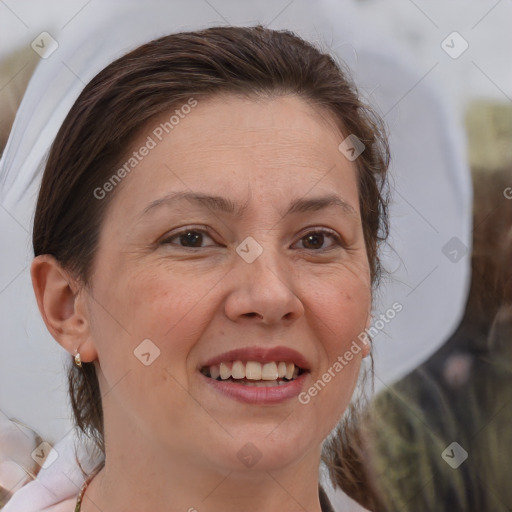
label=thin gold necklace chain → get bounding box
[75,465,103,512]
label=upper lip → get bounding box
[201,346,311,371]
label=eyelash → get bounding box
[159,226,345,252]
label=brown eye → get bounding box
[161,229,216,248]
[178,231,204,247]
[295,230,342,251]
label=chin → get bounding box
[207,423,320,474]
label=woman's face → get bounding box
[84,93,372,474]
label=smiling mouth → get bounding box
[200,361,306,386]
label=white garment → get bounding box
[0,1,471,510]
[2,429,101,512]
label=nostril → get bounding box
[245,312,263,319]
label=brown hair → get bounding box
[32,25,389,506]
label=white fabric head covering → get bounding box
[0,1,471,510]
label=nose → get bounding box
[224,246,305,326]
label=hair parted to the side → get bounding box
[32,25,390,508]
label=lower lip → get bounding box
[201,372,309,404]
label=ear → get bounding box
[30,255,98,363]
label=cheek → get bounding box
[90,264,222,371]
[299,268,370,428]
[88,266,221,432]
[304,266,371,345]
[129,268,225,344]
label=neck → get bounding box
[81,437,325,512]
[82,368,330,512]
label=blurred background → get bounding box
[1,0,511,153]
[0,1,511,510]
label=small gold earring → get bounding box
[74,350,82,368]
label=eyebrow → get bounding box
[141,191,357,219]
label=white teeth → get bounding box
[245,361,262,380]
[219,362,232,380]
[210,365,220,380]
[261,362,279,380]
[231,360,245,379]
[204,361,302,382]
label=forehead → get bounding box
[169,93,344,159]
[106,93,359,221]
